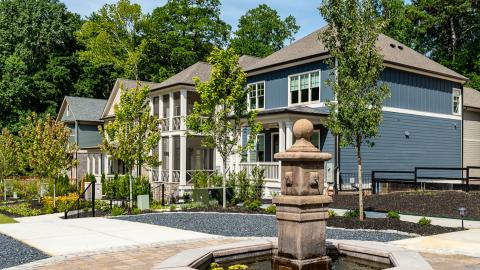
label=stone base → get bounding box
[272,255,331,270]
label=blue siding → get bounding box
[247,61,333,109]
[339,111,461,175]
[78,124,102,148]
[381,68,461,114]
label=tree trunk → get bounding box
[355,140,364,221]
[3,178,6,204]
[450,17,457,61]
[222,159,227,209]
[129,172,133,209]
[53,177,57,209]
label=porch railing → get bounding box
[233,162,281,182]
[172,116,182,130]
[159,118,169,131]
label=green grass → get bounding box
[0,213,17,224]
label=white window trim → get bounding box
[247,81,266,111]
[288,69,321,106]
[452,88,462,116]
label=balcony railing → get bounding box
[233,162,281,182]
[159,118,169,131]
[172,116,182,130]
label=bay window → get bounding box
[289,71,321,105]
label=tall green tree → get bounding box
[320,0,390,220]
[19,113,78,208]
[186,48,262,208]
[145,0,231,82]
[0,128,18,202]
[75,0,149,81]
[100,84,160,208]
[230,4,300,58]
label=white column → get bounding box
[180,90,187,130]
[104,155,109,175]
[285,121,293,149]
[169,92,174,131]
[279,121,286,152]
[158,138,163,182]
[168,135,174,183]
[97,154,102,176]
[87,155,90,174]
[180,134,187,186]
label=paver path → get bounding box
[0,213,218,256]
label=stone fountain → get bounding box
[272,119,333,270]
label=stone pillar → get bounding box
[273,119,333,270]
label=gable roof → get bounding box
[101,78,162,119]
[464,87,480,109]
[57,96,107,122]
[245,26,467,83]
[154,55,262,90]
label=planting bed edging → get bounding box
[152,238,432,270]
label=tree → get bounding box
[230,4,300,58]
[145,0,231,82]
[186,48,262,208]
[319,0,390,220]
[0,128,17,202]
[100,84,160,208]
[19,113,78,208]
[75,0,149,81]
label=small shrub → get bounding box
[343,209,360,218]
[170,205,177,211]
[208,199,219,208]
[328,210,337,217]
[266,204,276,215]
[209,263,248,270]
[95,200,111,212]
[131,208,141,215]
[0,203,42,216]
[244,199,261,211]
[110,206,125,216]
[418,217,432,226]
[387,211,400,220]
[42,193,80,213]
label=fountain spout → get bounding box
[273,119,333,270]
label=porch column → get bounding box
[279,121,286,152]
[180,90,187,130]
[168,135,174,183]
[285,121,293,149]
[158,137,163,182]
[169,92,174,131]
[87,155,90,175]
[180,134,187,186]
[104,155,109,175]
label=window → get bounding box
[173,92,181,116]
[311,130,320,149]
[248,82,265,110]
[251,134,265,162]
[162,95,169,118]
[153,97,159,117]
[162,137,169,170]
[453,88,461,115]
[289,71,321,105]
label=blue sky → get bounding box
[61,0,325,40]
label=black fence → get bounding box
[64,181,95,219]
[372,166,480,194]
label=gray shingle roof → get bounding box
[245,26,467,82]
[257,105,329,117]
[464,87,480,109]
[61,96,107,122]
[154,55,262,90]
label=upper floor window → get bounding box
[453,88,461,115]
[162,95,169,118]
[248,82,265,110]
[153,96,159,117]
[289,71,320,105]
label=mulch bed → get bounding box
[327,216,460,236]
[330,191,480,219]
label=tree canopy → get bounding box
[229,4,300,58]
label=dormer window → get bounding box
[289,70,320,105]
[453,88,461,115]
[248,82,265,110]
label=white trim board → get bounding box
[383,106,462,120]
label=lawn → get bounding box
[0,213,17,224]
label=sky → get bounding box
[61,0,326,40]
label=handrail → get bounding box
[64,181,95,219]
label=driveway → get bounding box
[0,213,218,256]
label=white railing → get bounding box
[159,118,169,131]
[233,162,281,182]
[172,170,180,182]
[172,116,182,130]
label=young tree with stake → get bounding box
[0,128,17,203]
[186,48,262,208]
[319,0,390,220]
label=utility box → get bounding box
[137,194,150,210]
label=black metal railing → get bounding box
[372,166,480,194]
[64,181,95,219]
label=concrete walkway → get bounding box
[331,208,480,229]
[391,229,480,258]
[0,213,219,256]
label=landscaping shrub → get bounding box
[170,205,177,211]
[266,204,276,214]
[208,199,219,208]
[95,200,111,212]
[387,211,400,220]
[6,179,39,200]
[250,167,265,201]
[235,170,249,202]
[42,193,80,213]
[328,210,337,217]
[244,199,261,211]
[48,175,76,196]
[0,203,42,216]
[102,175,149,199]
[418,217,432,226]
[343,209,360,218]
[192,171,223,188]
[131,207,141,215]
[209,263,248,270]
[110,206,126,216]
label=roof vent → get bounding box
[398,45,404,50]
[390,43,396,48]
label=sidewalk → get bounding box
[0,214,219,256]
[331,208,480,229]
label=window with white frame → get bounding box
[250,133,265,162]
[289,71,320,105]
[248,82,265,110]
[453,88,461,115]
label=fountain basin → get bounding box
[153,238,432,270]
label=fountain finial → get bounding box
[293,119,314,141]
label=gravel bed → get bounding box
[115,212,413,242]
[0,233,48,269]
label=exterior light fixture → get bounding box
[458,207,467,229]
[404,131,410,138]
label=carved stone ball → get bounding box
[293,119,314,140]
